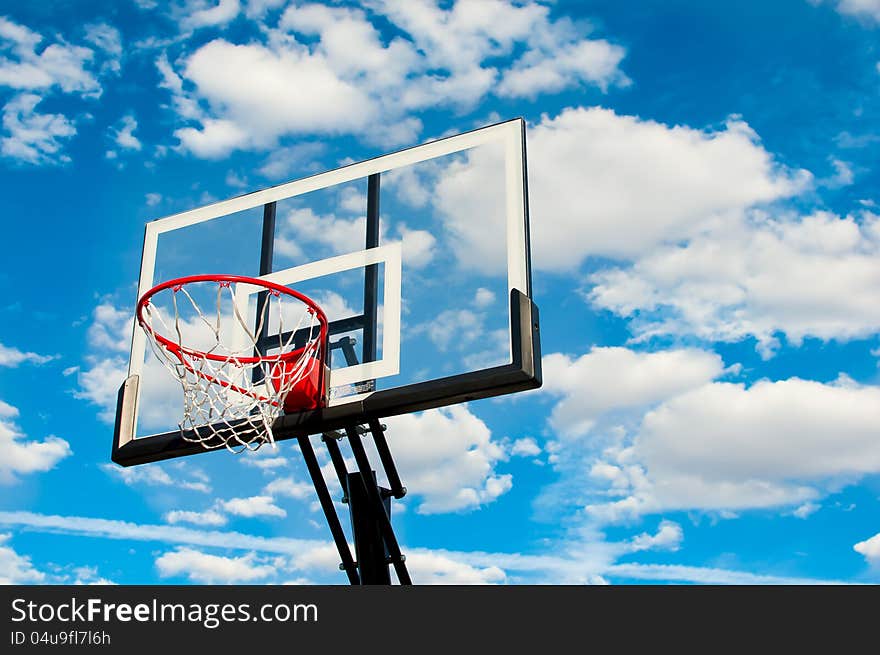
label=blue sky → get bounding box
[1,0,879,585]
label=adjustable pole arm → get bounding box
[345,425,412,585]
[297,435,360,585]
[367,418,406,499]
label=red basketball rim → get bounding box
[136,273,328,365]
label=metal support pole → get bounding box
[344,425,412,585]
[252,201,276,383]
[346,471,391,585]
[321,432,351,503]
[297,435,360,585]
[363,174,380,389]
[367,418,406,499]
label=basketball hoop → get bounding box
[136,274,328,453]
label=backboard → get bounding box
[113,118,540,466]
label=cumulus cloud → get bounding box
[498,37,628,97]
[276,206,436,269]
[155,547,275,583]
[0,400,71,484]
[384,406,511,513]
[257,141,324,179]
[83,23,122,75]
[0,17,115,164]
[584,377,880,523]
[1,93,76,165]
[627,520,683,552]
[113,114,142,151]
[101,462,211,493]
[854,532,880,567]
[160,1,628,156]
[0,533,45,584]
[542,347,724,438]
[179,0,242,31]
[403,551,506,584]
[164,509,227,526]
[220,495,286,518]
[0,17,99,94]
[74,299,195,430]
[589,210,880,355]
[441,108,809,275]
[510,437,541,457]
[263,476,313,500]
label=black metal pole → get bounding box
[363,174,380,387]
[346,471,392,585]
[345,425,412,585]
[253,201,276,383]
[321,433,351,502]
[297,435,360,585]
[367,418,406,499]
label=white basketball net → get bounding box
[138,279,325,453]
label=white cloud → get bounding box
[277,207,368,260]
[84,23,122,57]
[155,547,275,583]
[83,23,122,75]
[146,192,162,206]
[528,108,809,270]
[0,340,54,366]
[101,463,211,493]
[0,533,45,584]
[164,509,228,526]
[241,456,289,471]
[396,225,436,268]
[113,115,141,151]
[245,0,286,19]
[181,0,242,30]
[384,406,511,513]
[432,108,807,277]
[603,562,846,585]
[793,502,820,519]
[542,347,724,438]
[75,300,182,429]
[627,520,683,552]
[0,510,325,558]
[584,377,880,522]
[67,565,116,585]
[510,437,541,457]
[498,37,628,98]
[589,211,880,355]
[821,158,854,188]
[1,93,76,165]
[0,17,99,94]
[173,38,373,155]
[276,206,436,270]
[174,117,250,159]
[221,495,286,518]
[829,0,880,21]
[161,2,629,157]
[257,142,324,180]
[87,302,132,352]
[0,400,71,484]
[73,356,128,423]
[473,288,496,308]
[403,551,506,584]
[854,532,880,566]
[420,309,483,352]
[263,476,313,500]
[0,510,851,585]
